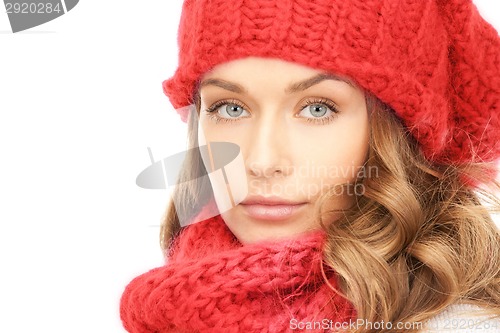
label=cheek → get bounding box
[198,117,243,144]
[197,123,249,216]
[293,128,369,184]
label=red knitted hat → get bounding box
[163,0,500,164]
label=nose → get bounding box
[245,114,293,179]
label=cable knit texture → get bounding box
[120,205,355,332]
[163,0,500,164]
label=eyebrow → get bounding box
[286,73,353,93]
[200,78,246,94]
[199,73,353,95]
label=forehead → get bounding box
[202,57,322,80]
[200,57,356,94]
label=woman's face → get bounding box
[198,57,369,243]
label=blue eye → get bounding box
[204,100,250,123]
[306,104,328,117]
[297,98,339,125]
[299,99,338,118]
[224,104,245,117]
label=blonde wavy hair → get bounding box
[160,94,500,332]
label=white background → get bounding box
[0,1,499,332]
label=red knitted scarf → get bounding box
[120,210,355,332]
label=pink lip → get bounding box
[240,196,307,221]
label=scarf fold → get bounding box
[120,213,355,333]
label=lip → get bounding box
[240,195,307,221]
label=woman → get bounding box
[121,0,500,332]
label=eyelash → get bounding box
[204,98,340,125]
[204,99,247,124]
[299,98,339,125]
